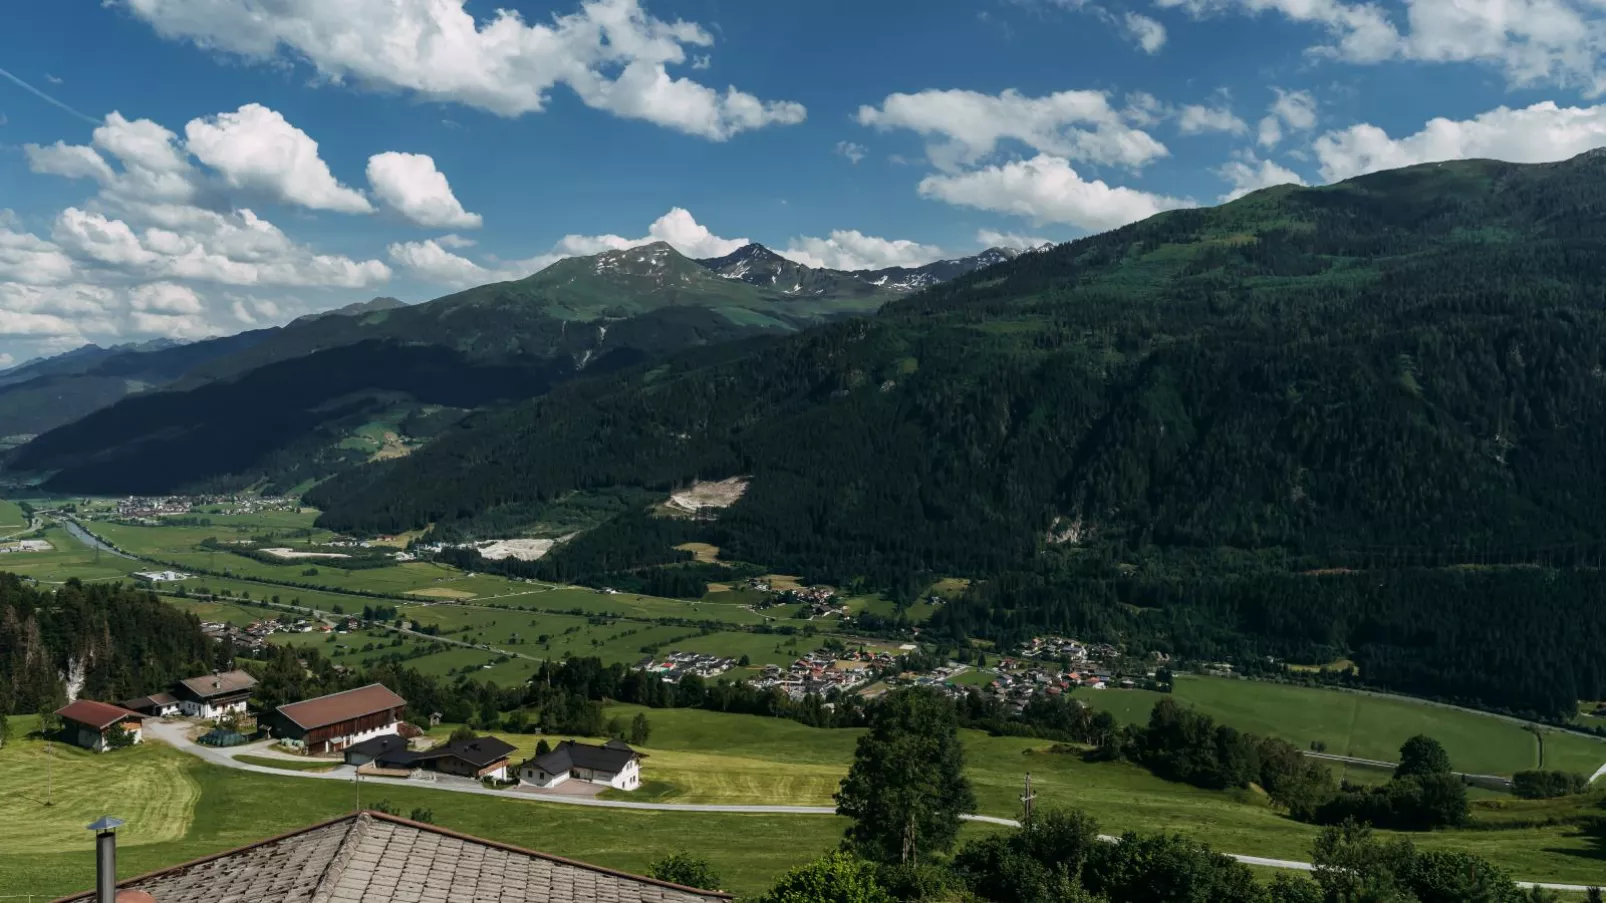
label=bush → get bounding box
[1511,770,1589,799]
[647,852,721,890]
[756,852,892,903]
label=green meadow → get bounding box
[1079,675,1606,778]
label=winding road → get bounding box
[142,722,1599,893]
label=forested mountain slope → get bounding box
[0,573,222,713]
[8,245,913,492]
[310,153,1606,718]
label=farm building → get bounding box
[267,683,406,754]
[174,670,257,719]
[518,739,643,790]
[120,692,181,717]
[342,734,410,767]
[56,810,729,902]
[381,735,517,781]
[55,700,144,752]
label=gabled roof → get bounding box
[51,811,730,902]
[524,739,641,775]
[120,692,179,710]
[408,735,518,769]
[177,670,257,700]
[344,734,409,759]
[55,700,142,730]
[275,683,406,731]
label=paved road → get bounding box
[1301,751,1514,789]
[142,723,1597,892]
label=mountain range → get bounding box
[2,242,1022,488]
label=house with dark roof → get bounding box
[55,700,144,752]
[173,670,257,719]
[342,733,410,767]
[518,739,643,790]
[369,735,518,781]
[120,692,180,717]
[265,683,406,754]
[52,810,729,903]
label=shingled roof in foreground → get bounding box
[51,811,730,903]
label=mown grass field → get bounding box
[1080,675,1606,777]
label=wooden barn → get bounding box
[266,683,406,754]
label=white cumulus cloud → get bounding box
[1123,13,1168,53]
[1216,153,1308,200]
[917,154,1194,231]
[976,228,1055,250]
[1156,0,1606,93]
[1314,100,1606,181]
[1258,88,1318,148]
[184,103,372,213]
[781,232,944,271]
[1178,104,1249,135]
[115,0,806,140]
[856,88,1168,172]
[366,152,482,229]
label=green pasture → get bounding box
[0,499,26,528]
[579,705,1606,886]
[0,526,135,583]
[1078,675,1606,778]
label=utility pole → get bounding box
[46,740,54,806]
[354,769,361,812]
[1020,772,1035,823]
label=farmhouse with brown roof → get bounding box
[173,669,257,719]
[55,700,144,752]
[53,810,730,902]
[265,683,406,754]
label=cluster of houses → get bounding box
[55,671,650,796]
[1018,634,1120,665]
[112,494,300,519]
[197,614,351,651]
[749,648,891,699]
[634,651,737,681]
[751,584,847,619]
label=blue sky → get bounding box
[2,0,1605,363]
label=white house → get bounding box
[518,739,643,791]
[174,670,257,719]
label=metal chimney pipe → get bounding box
[86,816,124,903]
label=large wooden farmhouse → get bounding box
[265,683,406,754]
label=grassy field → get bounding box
[0,717,201,856]
[0,526,136,583]
[0,499,25,529]
[560,705,1606,885]
[3,711,1602,896]
[232,755,337,772]
[1079,676,1606,778]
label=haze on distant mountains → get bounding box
[12,0,1606,365]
